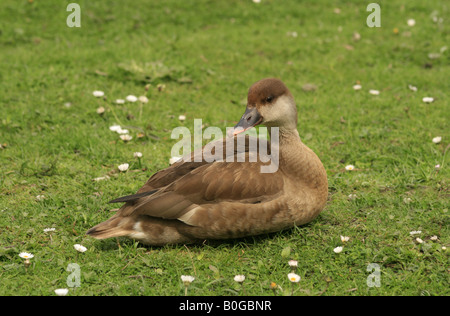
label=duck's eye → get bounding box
[265,96,274,103]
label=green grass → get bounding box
[0,0,448,296]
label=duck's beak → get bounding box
[233,107,263,135]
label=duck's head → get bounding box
[233,78,298,135]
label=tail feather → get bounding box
[86,216,132,239]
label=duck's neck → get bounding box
[268,126,301,148]
[269,126,319,177]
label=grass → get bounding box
[0,0,448,296]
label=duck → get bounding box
[86,78,328,245]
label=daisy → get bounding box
[430,236,438,241]
[133,152,143,158]
[138,96,149,103]
[117,128,129,135]
[181,275,195,285]
[422,97,434,103]
[93,175,110,181]
[19,252,34,259]
[288,260,298,268]
[287,273,300,283]
[96,106,105,115]
[234,275,245,283]
[345,164,355,171]
[115,99,125,104]
[36,195,45,201]
[109,124,122,132]
[407,19,416,26]
[409,230,422,235]
[353,84,362,90]
[54,289,69,296]
[333,246,343,253]
[415,237,424,244]
[126,95,138,102]
[432,136,442,144]
[181,275,195,296]
[252,0,261,3]
[44,228,56,232]
[93,90,104,97]
[408,85,417,92]
[178,115,186,122]
[348,194,357,200]
[120,134,132,142]
[118,163,129,172]
[369,89,380,95]
[74,244,87,253]
[340,235,350,242]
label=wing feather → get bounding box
[114,135,284,226]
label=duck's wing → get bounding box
[114,135,284,222]
[110,134,275,203]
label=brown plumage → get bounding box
[86,78,328,245]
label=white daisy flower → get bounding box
[288,260,298,268]
[36,195,45,201]
[407,19,416,26]
[93,90,104,97]
[409,230,422,235]
[96,106,105,115]
[422,97,434,103]
[109,124,122,132]
[126,95,138,102]
[181,275,195,285]
[115,99,125,104]
[133,152,143,158]
[369,89,380,95]
[333,246,343,253]
[430,236,438,241]
[348,194,357,200]
[44,228,56,232]
[93,175,110,181]
[54,288,69,296]
[287,273,301,283]
[345,165,355,171]
[252,0,261,3]
[178,115,186,121]
[353,84,362,90]
[408,85,417,92]
[116,128,129,135]
[120,134,132,142]
[340,235,350,242]
[138,96,149,103]
[415,237,424,244]
[432,136,442,144]
[234,275,245,283]
[74,244,87,253]
[118,163,129,172]
[19,252,34,259]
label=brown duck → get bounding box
[86,78,328,245]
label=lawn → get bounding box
[0,0,448,296]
